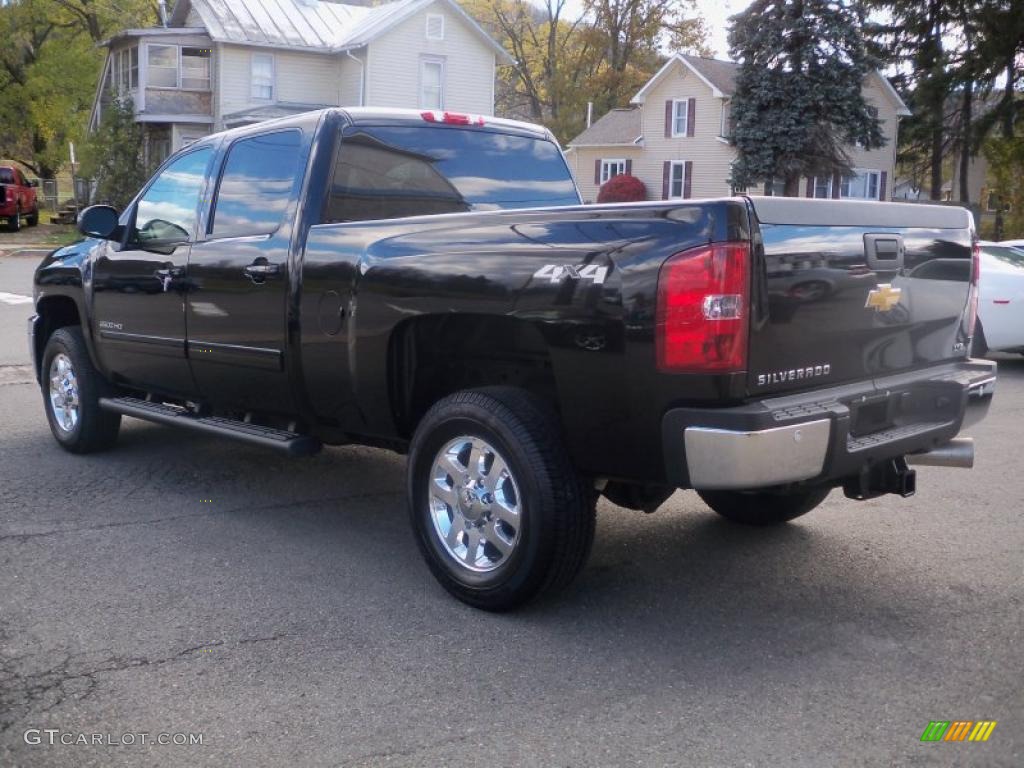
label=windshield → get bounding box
[0,168,15,184]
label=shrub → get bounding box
[78,97,150,210]
[597,173,646,203]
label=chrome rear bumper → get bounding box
[684,420,831,490]
[663,359,996,491]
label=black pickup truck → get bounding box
[30,107,995,609]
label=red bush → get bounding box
[597,173,646,203]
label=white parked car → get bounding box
[975,242,1024,355]
[997,239,1024,248]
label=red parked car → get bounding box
[0,165,40,231]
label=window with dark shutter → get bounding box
[668,162,687,199]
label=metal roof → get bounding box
[167,0,511,59]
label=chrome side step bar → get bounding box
[99,396,322,457]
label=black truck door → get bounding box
[91,147,213,396]
[185,129,307,413]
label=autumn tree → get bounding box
[728,0,885,196]
[464,0,707,144]
[583,0,708,115]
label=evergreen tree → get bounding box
[728,0,885,196]
[866,0,953,200]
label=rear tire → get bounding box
[8,207,20,232]
[407,387,595,611]
[698,487,830,526]
[41,326,121,454]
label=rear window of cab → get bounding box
[324,125,580,224]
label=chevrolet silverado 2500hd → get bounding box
[30,108,995,609]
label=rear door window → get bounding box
[209,130,303,239]
[324,126,580,224]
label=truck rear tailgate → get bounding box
[746,198,975,396]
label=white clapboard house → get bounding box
[89,0,510,164]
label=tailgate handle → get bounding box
[864,234,905,271]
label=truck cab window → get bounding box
[324,126,580,224]
[133,147,212,245]
[210,131,302,239]
[325,135,470,223]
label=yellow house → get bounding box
[565,54,911,203]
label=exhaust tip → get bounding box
[906,437,975,469]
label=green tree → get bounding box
[983,136,1024,238]
[79,97,148,209]
[866,0,953,200]
[728,0,885,196]
[0,0,155,178]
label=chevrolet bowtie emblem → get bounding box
[865,283,902,312]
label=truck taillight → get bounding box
[967,239,980,338]
[656,241,750,373]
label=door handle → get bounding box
[154,265,186,292]
[244,261,281,283]
[154,266,186,279]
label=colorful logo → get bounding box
[921,721,997,742]
[865,283,903,312]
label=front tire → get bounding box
[698,487,830,526]
[8,207,20,232]
[41,326,121,453]
[407,387,595,611]
[26,206,39,226]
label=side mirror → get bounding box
[28,179,39,188]
[78,205,120,240]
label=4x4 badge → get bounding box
[533,264,608,285]
[865,283,902,312]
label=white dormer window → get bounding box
[426,13,445,40]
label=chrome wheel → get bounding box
[428,436,522,573]
[48,353,80,433]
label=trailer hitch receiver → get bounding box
[843,456,917,500]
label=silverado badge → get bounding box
[865,284,902,312]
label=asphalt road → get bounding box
[1,252,1022,767]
